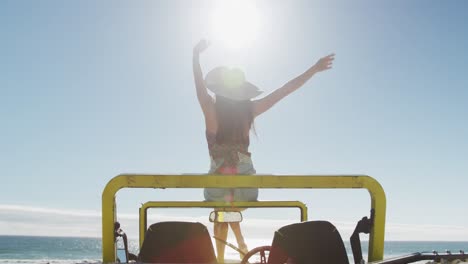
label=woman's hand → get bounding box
[312,53,335,73]
[194,39,210,55]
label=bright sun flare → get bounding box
[211,1,261,49]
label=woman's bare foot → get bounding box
[239,241,248,259]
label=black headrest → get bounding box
[138,221,217,263]
[268,221,349,264]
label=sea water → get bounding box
[0,236,467,263]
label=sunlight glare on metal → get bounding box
[211,0,261,49]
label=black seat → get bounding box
[267,221,349,264]
[138,221,217,263]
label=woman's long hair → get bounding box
[215,96,254,144]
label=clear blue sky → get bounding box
[1,0,467,241]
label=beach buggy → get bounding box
[103,174,467,263]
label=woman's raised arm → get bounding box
[253,53,335,117]
[193,40,216,131]
[193,40,213,111]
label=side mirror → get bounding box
[209,211,243,223]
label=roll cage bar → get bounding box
[139,200,308,248]
[102,174,386,263]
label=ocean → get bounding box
[0,236,467,263]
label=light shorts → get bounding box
[204,152,258,202]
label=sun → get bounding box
[211,1,261,49]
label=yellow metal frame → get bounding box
[138,200,308,247]
[102,175,386,263]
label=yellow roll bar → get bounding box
[138,200,308,247]
[102,175,386,263]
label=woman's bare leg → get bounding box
[214,222,229,263]
[229,222,248,258]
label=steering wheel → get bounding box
[213,236,271,264]
[240,246,271,264]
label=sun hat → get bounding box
[204,66,263,101]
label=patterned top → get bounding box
[206,131,252,173]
